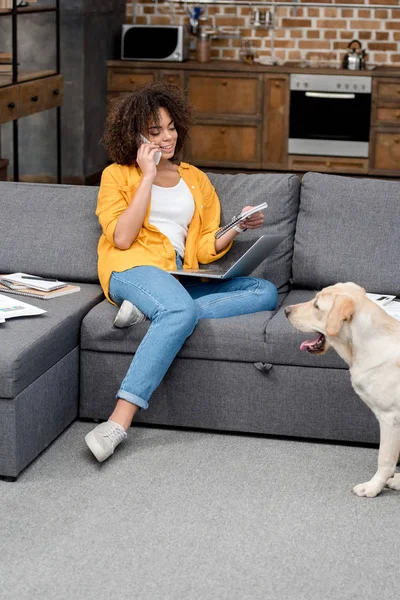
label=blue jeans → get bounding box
[109,258,278,410]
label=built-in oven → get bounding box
[289,74,372,158]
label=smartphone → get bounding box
[139,135,162,166]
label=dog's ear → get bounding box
[326,294,355,337]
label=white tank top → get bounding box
[149,178,195,258]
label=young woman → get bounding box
[85,82,278,462]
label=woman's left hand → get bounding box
[240,205,264,229]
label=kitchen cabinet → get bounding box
[107,62,287,171]
[107,61,400,178]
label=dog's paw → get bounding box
[352,481,382,497]
[385,473,400,491]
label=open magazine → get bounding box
[0,293,46,322]
[381,301,400,322]
[366,293,400,322]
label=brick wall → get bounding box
[125,0,400,66]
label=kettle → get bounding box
[342,39,366,70]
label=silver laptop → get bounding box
[168,234,285,279]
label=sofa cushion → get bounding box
[0,283,103,398]
[0,182,101,283]
[81,299,275,363]
[292,173,400,295]
[207,172,300,293]
[264,289,348,369]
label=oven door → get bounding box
[289,90,371,157]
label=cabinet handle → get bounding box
[8,102,16,109]
[274,81,281,88]
[326,161,331,167]
[220,128,226,134]
[395,138,400,144]
[221,80,228,86]
[53,89,60,96]
[167,77,175,83]
[395,110,400,119]
[31,95,39,102]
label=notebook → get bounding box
[0,281,80,300]
[215,202,269,239]
[1,272,67,292]
[168,234,286,279]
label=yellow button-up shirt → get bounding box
[96,161,233,302]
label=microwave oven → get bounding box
[121,25,190,62]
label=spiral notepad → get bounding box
[214,202,268,239]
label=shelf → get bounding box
[0,4,56,17]
[0,69,57,88]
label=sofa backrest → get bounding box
[292,172,400,295]
[0,182,101,283]
[0,174,300,290]
[207,172,300,293]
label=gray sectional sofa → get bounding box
[0,172,399,479]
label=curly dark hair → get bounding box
[102,81,192,166]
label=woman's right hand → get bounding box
[136,141,160,180]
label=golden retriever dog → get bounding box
[285,282,400,497]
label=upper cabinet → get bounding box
[106,62,400,178]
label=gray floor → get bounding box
[1,422,399,600]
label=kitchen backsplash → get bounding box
[125,0,400,66]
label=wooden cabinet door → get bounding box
[370,129,400,174]
[185,123,260,167]
[263,75,289,168]
[187,73,262,118]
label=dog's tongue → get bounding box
[300,334,324,351]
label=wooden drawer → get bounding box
[107,69,155,91]
[375,79,400,101]
[375,106,400,124]
[187,74,261,117]
[158,71,184,89]
[371,130,400,171]
[187,124,259,164]
[0,85,20,124]
[288,155,368,174]
[19,75,63,119]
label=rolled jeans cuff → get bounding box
[117,389,149,410]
